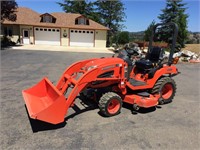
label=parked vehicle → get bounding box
[22,23,179,124]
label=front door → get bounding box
[23,30,30,44]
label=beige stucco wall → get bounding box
[95,30,107,48]
[1,24,107,47]
[19,25,34,44]
[61,28,69,46]
[1,25,20,43]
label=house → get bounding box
[1,7,109,48]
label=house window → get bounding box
[4,26,13,37]
[78,18,85,25]
[75,17,89,25]
[43,15,52,23]
[56,29,59,32]
[44,29,47,31]
[52,29,55,32]
[48,29,51,31]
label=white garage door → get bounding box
[70,29,94,47]
[34,27,60,45]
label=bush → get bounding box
[118,31,130,45]
[1,36,16,48]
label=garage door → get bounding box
[34,27,60,45]
[70,29,94,47]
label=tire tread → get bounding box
[151,77,176,104]
[99,92,122,117]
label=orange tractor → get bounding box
[22,23,179,124]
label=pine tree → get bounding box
[1,0,18,22]
[95,0,126,46]
[144,20,156,41]
[177,9,188,47]
[57,0,98,21]
[158,0,188,48]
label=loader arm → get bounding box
[56,58,126,116]
[56,58,98,94]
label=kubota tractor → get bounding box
[22,23,179,124]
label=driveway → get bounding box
[11,44,114,53]
[1,49,200,149]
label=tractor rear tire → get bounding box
[151,77,176,104]
[99,92,122,117]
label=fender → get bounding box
[126,65,178,90]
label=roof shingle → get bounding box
[3,7,109,30]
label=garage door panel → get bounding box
[35,40,60,45]
[35,31,60,36]
[35,35,60,42]
[70,30,94,47]
[70,41,93,47]
[34,27,60,45]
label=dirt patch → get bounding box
[182,44,200,53]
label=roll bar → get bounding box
[148,22,178,65]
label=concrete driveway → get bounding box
[11,44,114,53]
[1,49,200,149]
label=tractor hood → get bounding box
[84,57,124,71]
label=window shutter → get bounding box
[86,19,89,25]
[75,19,78,25]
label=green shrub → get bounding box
[1,36,16,48]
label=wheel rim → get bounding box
[107,99,120,114]
[161,83,173,99]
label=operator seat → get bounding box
[135,47,164,78]
[146,46,164,62]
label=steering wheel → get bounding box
[125,48,139,56]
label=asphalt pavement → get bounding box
[1,49,200,149]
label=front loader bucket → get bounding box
[22,78,67,124]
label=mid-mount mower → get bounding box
[22,23,179,124]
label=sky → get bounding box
[16,0,200,32]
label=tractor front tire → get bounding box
[99,92,122,117]
[151,77,176,104]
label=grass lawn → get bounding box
[182,44,200,53]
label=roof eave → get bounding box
[2,22,110,30]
